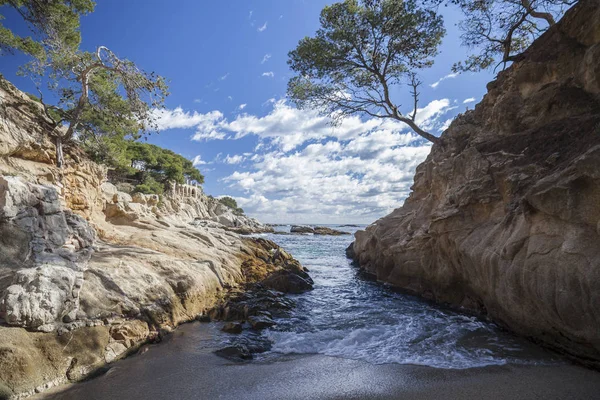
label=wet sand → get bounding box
[38,322,600,400]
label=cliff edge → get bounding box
[349,0,600,365]
[0,78,306,398]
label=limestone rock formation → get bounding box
[0,77,301,397]
[349,0,600,365]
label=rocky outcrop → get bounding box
[289,225,350,235]
[350,0,600,365]
[0,78,301,397]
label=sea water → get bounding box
[246,225,561,369]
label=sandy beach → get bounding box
[38,322,600,400]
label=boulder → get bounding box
[214,345,252,361]
[248,315,276,330]
[221,322,243,334]
[262,270,314,294]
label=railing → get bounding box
[170,180,203,199]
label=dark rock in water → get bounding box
[313,226,350,235]
[262,270,314,294]
[214,345,253,361]
[209,287,296,322]
[290,225,315,234]
[195,314,211,323]
[248,315,276,330]
[345,243,355,259]
[221,322,243,334]
[290,225,350,235]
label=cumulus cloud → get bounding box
[192,155,207,166]
[463,97,476,104]
[430,72,459,89]
[261,54,271,64]
[238,103,247,110]
[156,98,453,151]
[262,71,274,78]
[439,118,453,132]
[224,133,432,223]
[257,22,267,32]
[155,99,459,223]
[224,154,245,164]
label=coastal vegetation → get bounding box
[288,0,572,143]
[287,0,445,143]
[430,0,575,72]
[93,139,204,195]
[218,196,245,216]
[0,0,169,168]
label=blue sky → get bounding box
[1,1,495,224]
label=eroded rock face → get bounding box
[350,0,600,364]
[0,77,302,396]
[0,177,95,329]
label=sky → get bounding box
[0,0,495,224]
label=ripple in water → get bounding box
[245,226,562,369]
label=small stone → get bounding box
[221,322,243,334]
[248,315,276,330]
[214,345,252,361]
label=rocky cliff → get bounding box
[0,78,303,398]
[349,0,600,365]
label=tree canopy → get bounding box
[88,137,204,195]
[0,0,94,59]
[218,196,244,216]
[287,0,445,143]
[1,0,169,167]
[428,0,574,72]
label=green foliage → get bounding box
[218,196,244,216]
[134,175,163,195]
[0,0,94,59]
[86,136,204,195]
[287,0,445,142]
[1,1,169,168]
[426,0,572,72]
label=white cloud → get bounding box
[219,73,229,81]
[261,53,271,64]
[430,73,459,89]
[238,103,247,110]
[248,11,253,19]
[257,22,267,32]
[439,118,453,132]
[192,155,207,166]
[262,71,274,78]
[156,98,453,152]
[413,99,456,130]
[224,154,245,164]
[463,97,476,104]
[224,133,432,223]
[155,99,459,223]
[152,107,219,130]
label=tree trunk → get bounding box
[398,117,440,144]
